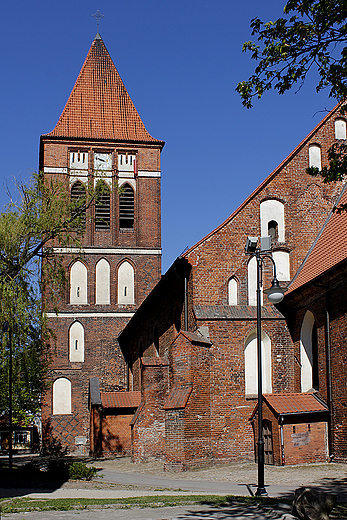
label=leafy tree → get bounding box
[0,172,100,424]
[236,0,347,186]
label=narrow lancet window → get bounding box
[119,183,134,228]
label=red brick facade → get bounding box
[41,35,164,454]
[119,105,346,468]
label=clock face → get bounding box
[94,153,112,171]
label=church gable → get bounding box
[184,104,345,307]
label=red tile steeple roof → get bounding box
[45,35,163,144]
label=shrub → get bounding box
[68,462,97,481]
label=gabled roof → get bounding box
[100,391,141,409]
[263,393,328,415]
[250,393,328,419]
[287,183,347,294]
[44,35,163,145]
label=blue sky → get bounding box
[1,0,334,273]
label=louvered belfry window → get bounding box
[119,183,134,228]
[95,182,110,230]
[70,181,86,227]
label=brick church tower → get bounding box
[40,34,164,454]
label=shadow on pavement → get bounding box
[0,454,97,499]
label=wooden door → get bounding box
[263,420,274,464]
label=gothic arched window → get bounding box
[119,183,134,229]
[268,220,278,242]
[95,182,110,230]
[71,181,86,227]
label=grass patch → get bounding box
[0,494,290,515]
[1,495,346,518]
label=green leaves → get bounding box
[0,172,100,423]
[236,1,347,108]
[237,0,347,183]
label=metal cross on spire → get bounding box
[92,10,105,33]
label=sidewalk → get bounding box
[1,457,347,501]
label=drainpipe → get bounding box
[279,416,285,466]
[326,303,333,458]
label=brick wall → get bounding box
[131,357,169,462]
[281,261,347,462]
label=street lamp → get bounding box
[3,321,12,471]
[245,236,286,496]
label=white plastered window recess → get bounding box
[69,321,84,362]
[70,261,88,304]
[244,330,272,396]
[309,144,322,170]
[228,277,238,305]
[300,310,318,392]
[260,200,285,243]
[335,119,346,140]
[95,259,110,304]
[118,261,135,304]
[272,251,290,281]
[248,256,262,306]
[53,378,72,415]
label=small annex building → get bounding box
[250,393,329,466]
[118,104,347,469]
[89,377,141,455]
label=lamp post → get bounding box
[3,321,12,471]
[245,237,286,496]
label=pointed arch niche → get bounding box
[260,200,285,243]
[70,261,87,304]
[245,330,272,396]
[69,321,84,362]
[228,277,238,305]
[95,259,110,304]
[300,310,319,392]
[53,378,71,415]
[117,261,134,304]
